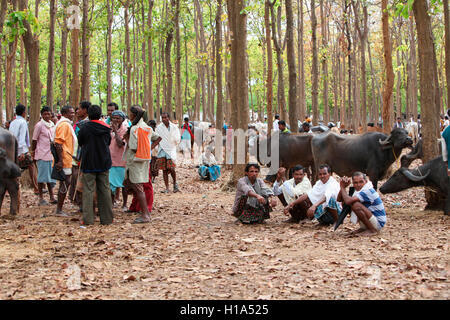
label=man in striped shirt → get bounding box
[339,172,386,236]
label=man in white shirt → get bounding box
[156,112,181,193]
[284,164,341,225]
[9,104,38,193]
[273,114,280,131]
[273,165,312,222]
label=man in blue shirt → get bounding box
[338,172,387,236]
[9,104,38,194]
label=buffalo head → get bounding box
[379,128,413,150]
[380,167,430,194]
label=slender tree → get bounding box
[265,0,273,133]
[285,0,298,132]
[215,0,224,131]
[413,0,442,209]
[381,0,394,134]
[311,0,319,125]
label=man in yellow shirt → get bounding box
[54,105,76,216]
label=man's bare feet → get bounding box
[346,227,366,236]
[359,230,379,237]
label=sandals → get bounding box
[161,189,170,194]
[132,216,150,224]
[173,184,180,193]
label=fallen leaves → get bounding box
[0,164,448,300]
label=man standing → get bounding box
[273,114,280,132]
[124,105,160,224]
[156,112,181,193]
[54,105,76,216]
[180,117,194,159]
[78,105,113,225]
[31,106,57,205]
[105,102,119,125]
[338,172,386,236]
[9,104,38,194]
[393,117,404,129]
[284,164,341,225]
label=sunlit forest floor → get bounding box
[0,158,448,300]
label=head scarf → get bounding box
[112,110,126,120]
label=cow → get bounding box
[405,121,420,145]
[254,132,316,183]
[380,156,449,214]
[0,127,21,217]
[311,128,413,190]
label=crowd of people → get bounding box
[3,102,226,225]
[7,104,433,236]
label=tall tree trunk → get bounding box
[5,36,18,120]
[80,0,90,101]
[147,0,154,119]
[19,39,26,104]
[409,16,418,120]
[46,0,56,109]
[0,0,5,125]
[19,0,42,135]
[344,0,352,129]
[174,0,182,123]
[381,0,394,134]
[285,0,298,132]
[297,0,305,122]
[124,1,132,109]
[226,0,248,186]
[352,0,368,130]
[320,0,328,124]
[265,0,273,133]
[106,0,113,104]
[59,14,68,107]
[270,1,287,122]
[445,0,450,114]
[165,2,174,116]
[215,0,224,130]
[69,0,80,108]
[311,0,319,125]
[413,0,443,209]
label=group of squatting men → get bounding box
[232,163,387,236]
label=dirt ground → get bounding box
[0,161,448,300]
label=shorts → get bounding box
[157,157,176,171]
[63,168,72,176]
[36,160,56,183]
[358,215,382,231]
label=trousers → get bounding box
[82,171,113,225]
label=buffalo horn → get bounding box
[379,134,392,146]
[400,168,430,182]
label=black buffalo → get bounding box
[311,128,413,189]
[400,139,423,168]
[380,156,449,214]
[0,147,21,216]
[255,132,315,182]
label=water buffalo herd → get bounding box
[256,128,448,214]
